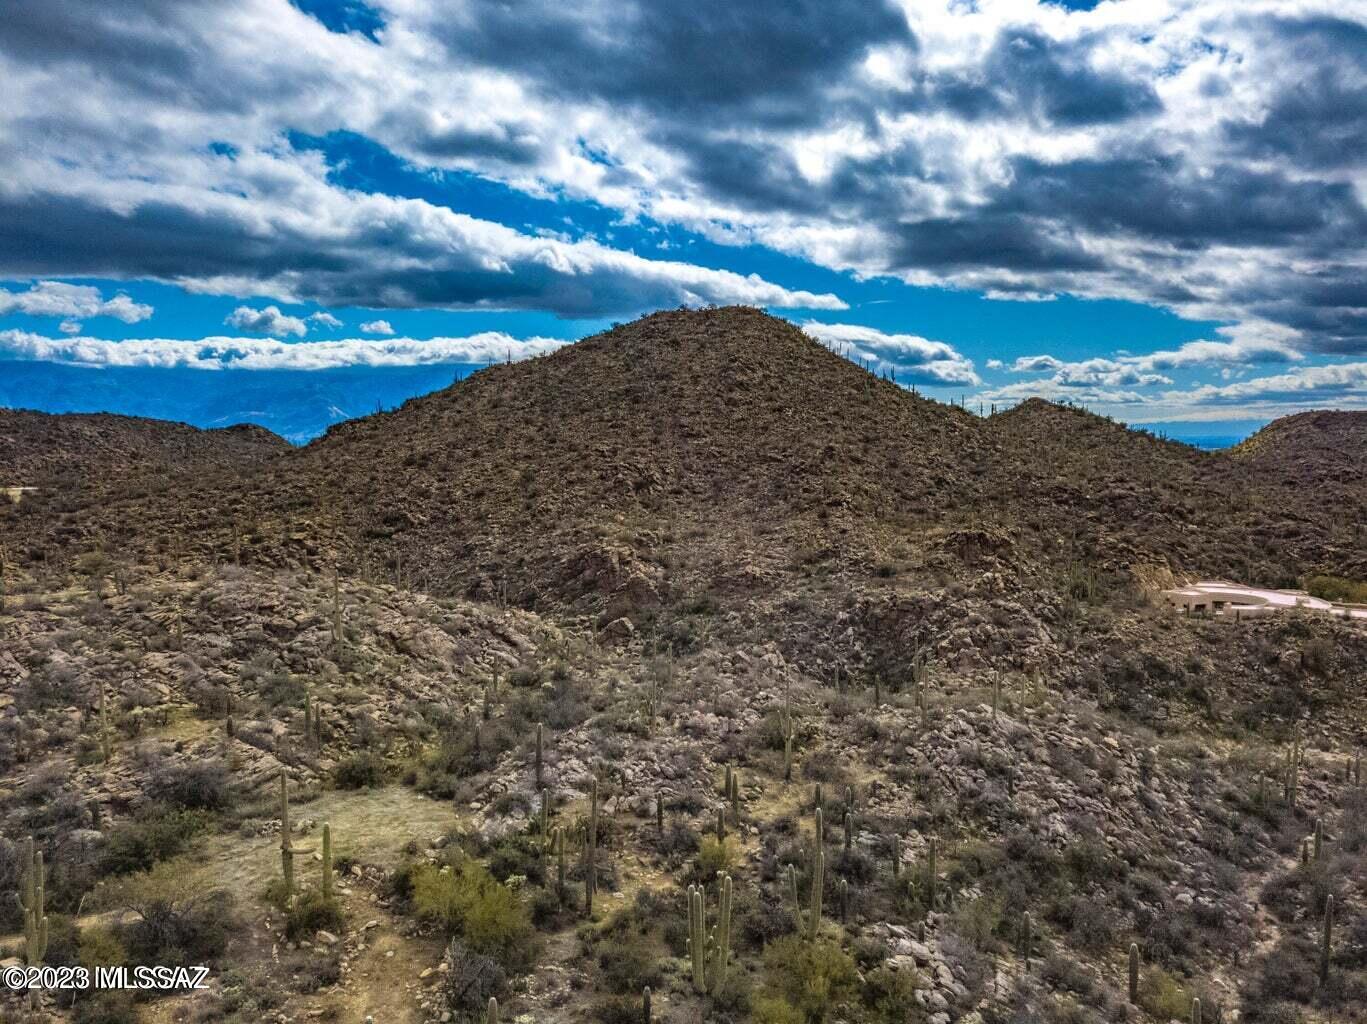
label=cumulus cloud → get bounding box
[224,305,309,337]
[981,356,1367,421]
[58,319,82,335]
[0,281,153,323]
[802,321,979,386]
[360,319,395,335]
[0,0,1361,349]
[0,328,568,370]
[308,311,343,329]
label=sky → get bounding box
[0,0,1364,443]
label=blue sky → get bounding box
[1,0,1364,442]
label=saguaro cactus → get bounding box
[1191,997,1202,1024]
[555,826,567,899]
[927,836,938,911]
[321,823,334,900]
[780,683,796,782]
[1128,943,1140,1003]
[487,996,499,1024]
[535,722,545,789]
[585,778,599,915]
[99,685,113,764]
[643,985,652,1022]
[17,837,47,1010]
[279,771,298,897]
[788,808,825,940]
[1321,893,1334,983]
[1314,817,1324,860]
[686,873,734,996]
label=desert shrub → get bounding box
[78,924,128,971]
[99,863,235,966]
[596,931,663,994]
[950,894,1004,952]
[486,834,543,886]
[295,952,342,993]
[73,992,139,1024]
[760,934,859,1024]
[658,820,699,863]
[862,965,923,1022]
[148,758,229,810]
[283,889,345,941]
[440,939,505,1015]
[410,858,537,971]
[99,807,208,876]
[751,995,805,1024]
[333,750,386,789]
[1304,575,1367,604]
[694,835,740,882]
[1137,966,1194,1021]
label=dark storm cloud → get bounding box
[0,192,842,318]
[995,156,1366,248]
[1,0,1365,354]
[890,214,1103,275]
[934,28,1163,126]
[427,0,913,119]
[1222,17,1367,171]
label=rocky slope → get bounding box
[2,308,1365,1024]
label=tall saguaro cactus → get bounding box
[279,771,299,897]
[686,873,734,996]
[1321,894,1334,983]
[20,837,48,1010]
[1128,943,1140,1003]
[535,722,545,790]
[99,684,113,764]
[321,822,334,900]
[788,808,826,940]
[585,777,599,915]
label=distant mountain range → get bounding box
[0,360,483,444]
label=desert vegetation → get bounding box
[1,309,1364,1023]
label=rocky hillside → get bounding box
[1,309,1365,1024]
[0,409,287,489]
[7,310,1363,628]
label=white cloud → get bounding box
[224,305,309,337]
[59,319,82,335]
[308,311,343,329]
[0,328,569,370]
[981,359,1367,422]
[0,0,1360,353]
[802,320,979,386]
[360,319,395,335]
[0,281,153,323]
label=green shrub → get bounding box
[862,965,923,1023]
[99,807,208,876]
[410,858,537,971]
[761,935,859,1024]
[283,889,345,942]
[696,835,740,881]
[1304,575,1367,604]
[1137,966,1193,1021]
[79,925,127,971]
[333,751,386,789]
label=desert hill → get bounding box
[0,408,287,486]
[3,309,1364,623]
